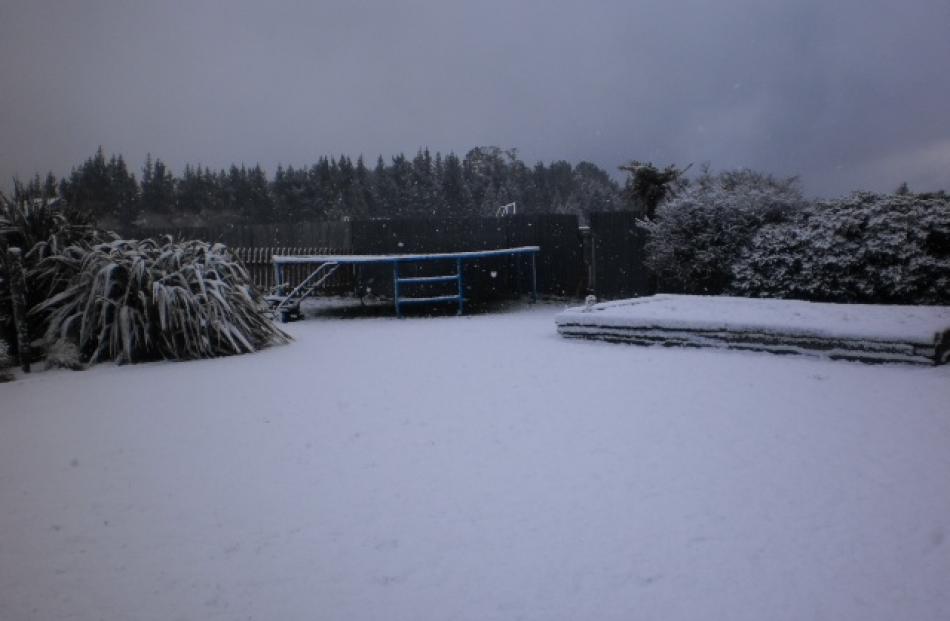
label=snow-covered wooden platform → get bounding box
[556,295,950,365]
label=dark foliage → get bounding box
[619,161,690,218]
[0,191,112,360]
[641,169,804,294]
[732,192,950,305]
[46,146,623,230]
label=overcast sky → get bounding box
[2,0,949,197]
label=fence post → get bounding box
[580,226,595,294]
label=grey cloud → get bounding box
[1,0,948,197]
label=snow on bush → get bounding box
[0,192,110,356]
[640,169,804,294]
[732,192,950,305]
[43,338,84,370]
[31,238,290,364]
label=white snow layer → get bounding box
[272,246,539,264]
[1,303,949,621]
[556,294,950,344]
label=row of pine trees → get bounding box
[15,146,624,227]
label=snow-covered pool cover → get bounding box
[272,245,540,264]
[556,295,950,344]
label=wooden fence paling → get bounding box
[232,246,355,293]
[128,215,613,299]
[123,219,352,250]
[588,212,652,300]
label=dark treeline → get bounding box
[14,146,624,228]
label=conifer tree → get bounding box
[177,164,211,215]
[351,156,372,218]
[43,172,58,199]
[109,155,139,227]
[61,147,111,220]
[246,165,273,223]
[410,149,438,216]
[388,154,413,217]
[372,156,394,217]
[140,154,175,215]
[441,153,472,216]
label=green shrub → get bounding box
[32,238,290,364]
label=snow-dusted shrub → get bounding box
[31,238,290,364]
[44,338,84,370]
[732,192,950,304]
[641,170,804,293]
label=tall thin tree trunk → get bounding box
[6,247,31,373]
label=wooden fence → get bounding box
[588,212,653,299]
[231,247,354,293]
[130,214,617,300]
[126,220,351,249]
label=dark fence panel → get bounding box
[588,211,652,300]
[523,214,584,297]
[124,215,587,300]
[349,218,508,299]
[127,220,350,249]
[349,214,583,299]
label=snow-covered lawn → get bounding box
[2,302,949,621]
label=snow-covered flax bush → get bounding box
[0,193,107,284]
[0,192,110,356]
[31,238,290,364]
[732,192,950,304]
[640,169,804,294]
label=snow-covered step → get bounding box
[396,294,462,305]
[396,274,460,284]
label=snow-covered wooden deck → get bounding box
[556,295,950,365]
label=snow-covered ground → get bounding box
[1,302,949,621]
